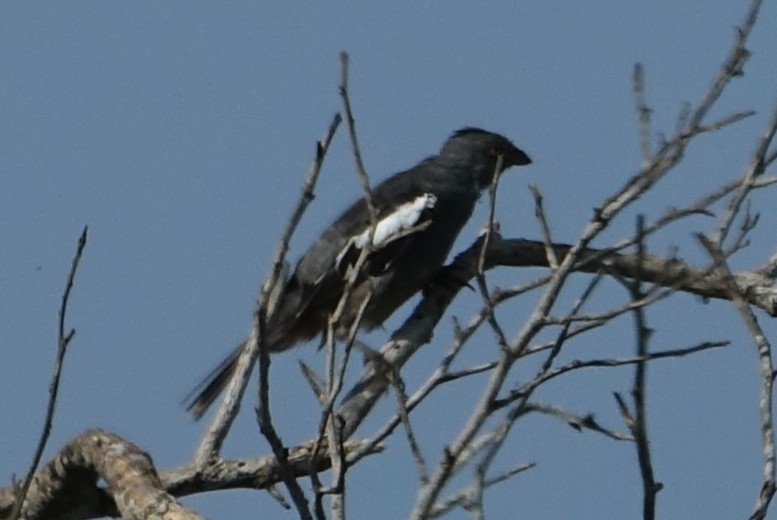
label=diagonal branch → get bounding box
[194,114,342,467]
[10,227,88,520]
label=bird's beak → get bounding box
[508,146,532,167]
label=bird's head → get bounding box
[440,127,532,189]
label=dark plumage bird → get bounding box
[185,128,531,419]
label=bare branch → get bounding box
[475,155,510,351]
[426,462,535,519]
[626,216,661,520]
[0,434,381,519]
[195,114,342,465]
[339,50,376,225]
[523,403,631,441]
[7,429,205,520]
[390,376,429,485]
[245,116,345,519]
[10,227,88,520]
[529,184,559,269]
[497,340,729,409]
[481,239,777,316]
[714,95,777,246]
[698,235,775,520]
[632,63,653,161]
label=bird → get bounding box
[184,127,531,419]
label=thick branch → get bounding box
[484,238,777,316]
[1,429,203,520]
[0,432,380,520]
[338,234,777,438]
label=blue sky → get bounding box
[2,2,776,518]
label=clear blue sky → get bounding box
[2,2,776,519]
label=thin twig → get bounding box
[310,287,372,512]
[523,402,632,441]
[475,156,509,351]
[251,117,346,520]
[312,52,379,519]
[497,340,729,409]
[540,273,603,372]
[390,375,429,484]
[632,63,653,162]
[628,216,660,520]
[339,51,376,226]
[427,462,535,519]
[714,95,777,246]
[194,113,342,465]
[698,235,775,520]
[349,353,495,465]
[529,184,558,269]
[9,227,88,520]
[256,323,314,519]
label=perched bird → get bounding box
[185,127,531,419]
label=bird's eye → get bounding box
[488,147,502,157]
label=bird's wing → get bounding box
[334,192,437,277]
[292,167,432,286]
[273,170,440,329]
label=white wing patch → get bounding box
[354,193,437,249]
[335,193,437,269]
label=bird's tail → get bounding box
[183,340,247,420]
